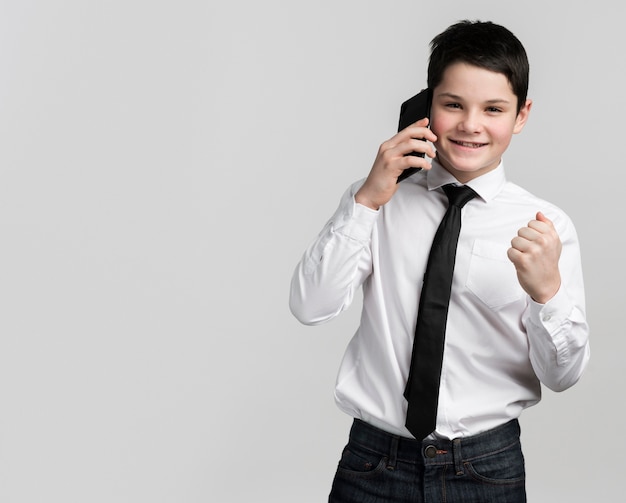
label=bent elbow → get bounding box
[544,344,591,392]
[289,298,318,326]
[289,294,339,326]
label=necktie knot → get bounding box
[443,184,476,209]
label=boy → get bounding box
[289,20,589,503]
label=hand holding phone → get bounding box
[355,88,434,209]
[396,88,432,183]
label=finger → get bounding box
[401,123,438,144]
[526,217,558,239]
[373,142,430,177]
[510,235,532,253]
[410,117,430,128]
[516,226,540,242]
[536,211,552,224]
[399,151,434,171]
[396,117,429,137]
[507,246,523,264]
[399,138,437,158]
[531,212,556,233]
[507,246,534,269]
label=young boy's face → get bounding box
[430,62,532,183]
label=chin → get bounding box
[454,164,486,175]
[438,156,475,173]
[440,152,499,176]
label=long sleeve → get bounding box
[523,215,590,391]
[288,162,591,439]
[289,181,379,326]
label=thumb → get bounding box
[536,211,551,224]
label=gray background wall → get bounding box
[0,1,621,502]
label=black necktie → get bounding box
[404,184,477,440]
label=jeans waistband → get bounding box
[348,418,521,472]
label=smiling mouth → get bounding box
[452,140,487,148]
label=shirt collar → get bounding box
[426,158,507,202]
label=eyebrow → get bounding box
[436,92,511,105]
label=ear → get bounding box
[513,99,532,134]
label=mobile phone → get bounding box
[396,88,432,183]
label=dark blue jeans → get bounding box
[329,419,526,503]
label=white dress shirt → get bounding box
[290,159,590,439]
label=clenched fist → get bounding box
[507,212,562,304]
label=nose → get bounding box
[458,110,482,133]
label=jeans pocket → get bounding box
[335,444,388,480]
[463,441,526,486]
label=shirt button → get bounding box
[543,314,552,322]
[424,445,437,458]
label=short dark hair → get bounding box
[427,20,529,113]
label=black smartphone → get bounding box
[396,88,432,183]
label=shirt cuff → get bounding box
[528,286,572,332]
[332,197,379,242]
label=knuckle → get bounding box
[380,149,395,164]
[379,140,394,153]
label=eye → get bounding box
[445,102,462,109]
[486,106,503,113]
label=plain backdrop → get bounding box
[0,1,622,502]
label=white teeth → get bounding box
[456,141,483,148]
